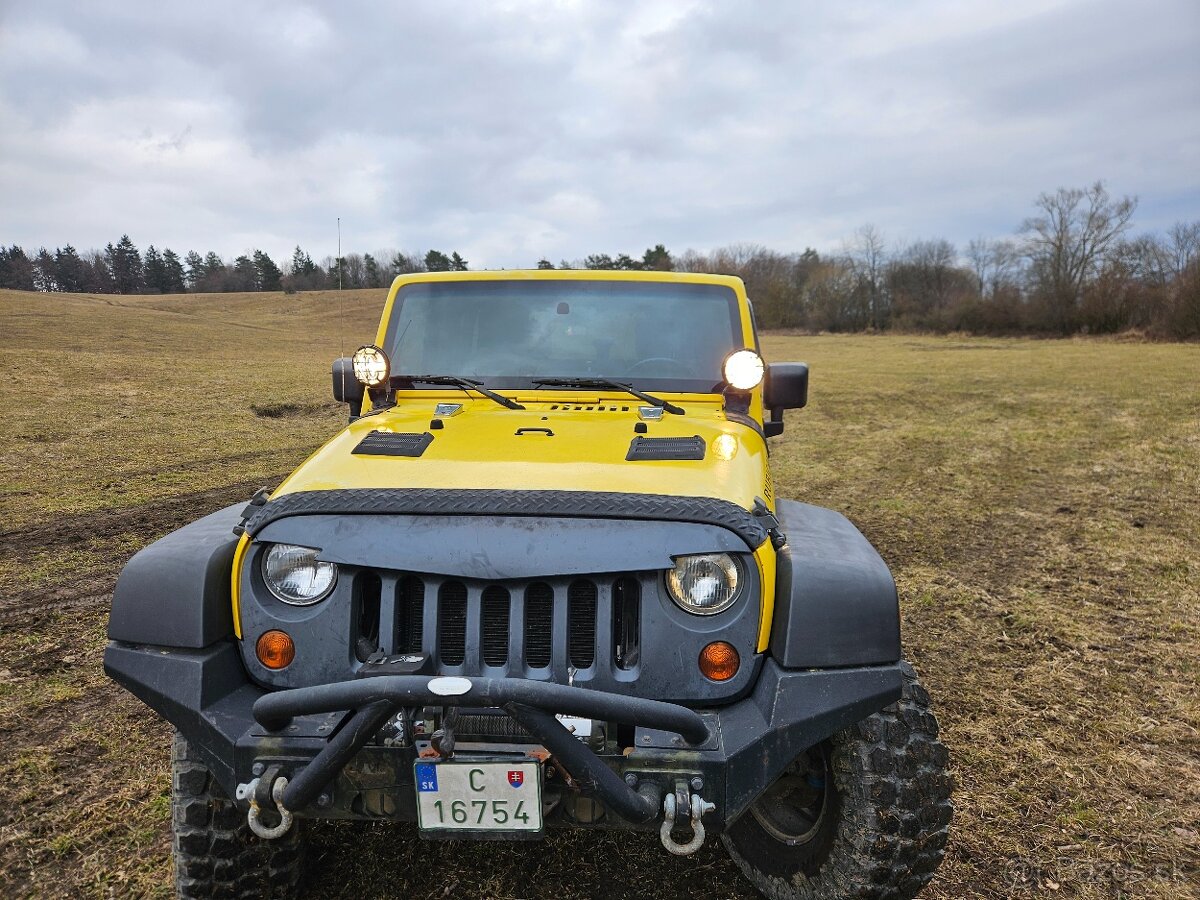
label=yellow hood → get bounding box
[273,391,771,511]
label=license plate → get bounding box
[414,760,543,833]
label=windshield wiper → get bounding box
[402,375,526,410]
[534,378,685,415]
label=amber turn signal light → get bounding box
[256,630,295,670]
[698,641,739,681]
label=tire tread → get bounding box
[722,660,953,899]
[171,733,303,900]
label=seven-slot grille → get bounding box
[354,571,642,681]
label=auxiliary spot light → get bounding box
[352,345,390,387]
[722,349,765,391]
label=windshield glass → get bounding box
[382,279,743,393]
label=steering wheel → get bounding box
[626,357,696,377]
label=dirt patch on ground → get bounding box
[0,479,274,558]
[250,401,331,419]
[0,479,282,617]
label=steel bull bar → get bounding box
[253,675,711,820]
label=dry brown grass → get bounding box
[1,289,1197,898]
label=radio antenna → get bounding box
[337,217,346,403]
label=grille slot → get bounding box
[355,572,382,662]
[567,580,597,668]
[437,581,467,665]
[524,583,554,669]
[481,586,510,666]
[612,576,640,670]
[396,575,425,654]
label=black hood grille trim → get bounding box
[243,488,767,548]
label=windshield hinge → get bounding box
[753,498,786,550]
[232,487,271,536]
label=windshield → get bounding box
[382,279,743,393]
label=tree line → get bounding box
[2,182,1197,338]
[0,241,472,296]
[551,186,1198,338]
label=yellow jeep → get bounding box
[107,270,951,899]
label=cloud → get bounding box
[0,0,1196,267]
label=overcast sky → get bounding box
[1,0,1197,269]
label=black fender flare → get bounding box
[770,499,901,668]
[108,503,242,648]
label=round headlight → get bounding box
[352,344,390,387]
[262,544,337,605]
[666,553,740,615]
[723,349,765,391]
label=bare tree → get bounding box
[1113,235,1172,288]
[1163,221,1200,279]
[966,237,1022,299]
[804,258,863,332]
[889,239,975,325]
[673,248,709,273]
[1021,181,1136,330]
[844,225,888,329]
[344,253,366,288]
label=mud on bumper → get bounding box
[104,641,901,833]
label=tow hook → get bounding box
[659,791,716,856]
[236,773,294,840]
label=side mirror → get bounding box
[763,362,808,437]
[332,357,364,415]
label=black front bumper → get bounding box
[105,640,901,831]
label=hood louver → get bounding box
[352,431,434,457]
[626,436,706,461]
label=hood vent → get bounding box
[626,435,706,461]
[353,431,434,457]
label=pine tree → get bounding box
[537,258,555,269]
[364,253,381,287]
[83,250,113,293]
[161,249,186,293]
[143,245,166,293]
[283,246,323,291]
[32,249,57,291]
[642,244,673,271]
[190,252,229,292]
[290,246,317,276]
[55,245,86,292]
[1,246,36,290]
[425,250,452,272]
[105,235,144,293]
[184,251,205,289]
[450,252,469,271]
[391,252,422,274]
[203,252,225,277]
[253,250,282,291]
[584,253,615,270]
[232,255,256,291]
[327,256,348,287]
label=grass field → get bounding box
[1,287,1197,899]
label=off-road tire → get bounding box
[171,732,304,899]
[722,660,952,900]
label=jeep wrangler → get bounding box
[106,270,951,899]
